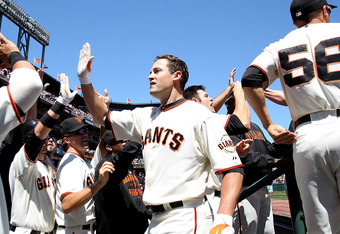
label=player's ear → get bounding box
[105,145,112,151]
[172,71,182,81]
[192,97,199,103]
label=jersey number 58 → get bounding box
[279,37,340,87]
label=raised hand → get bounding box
[77,42,94,84]
[56,73,78,105]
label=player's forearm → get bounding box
[212,86,233,112]
[61,182,103,214]
[233,88,250,130]
[243,87,273,130]
[218,172,243,216]
[81,84,108,126]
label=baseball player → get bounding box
[9,74,78,233]
[94,131,151,234]
[0,33,43,234]
[77,43,244,233]
[241,0,339,232]
[55,116,114,234]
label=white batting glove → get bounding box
[56,73,78,105]
[77,42,94,84]
[209,214,235,234]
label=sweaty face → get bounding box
[67,132,89,155]
[148,59,174,103]
[196,89,215,113]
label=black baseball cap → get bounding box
[101,130,115,146]
[60,117,89,136]
[290,0,337,21]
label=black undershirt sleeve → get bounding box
[241,66,267,88]
[226,115,249,135]
[24,132,44,161]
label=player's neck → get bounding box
[162,90,184,106]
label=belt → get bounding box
[10,225,45,234]
[293,109,340,129]
[214,190,221,197]
[150,200,184,213]
[58,224,92,230]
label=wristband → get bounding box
[40,113,58,129]
[8,51,26,67]
[78,76,91,85]
[51,101,65,114]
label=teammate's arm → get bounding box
[61,161,114,214]
[232,81,250,130]
[77,43,108,126]
[25,74,78,161]
[210,171,243,233]
[242,66,296,144]
[212,67,235,112]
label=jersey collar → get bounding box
[160,98,187,112]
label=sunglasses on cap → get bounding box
[326,5,332,15]
[65,128,89,137]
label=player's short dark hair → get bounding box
[155,54,189,91]
[183,85,206,101]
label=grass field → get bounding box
[270,191,288,200]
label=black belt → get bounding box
[294,109,340,129]
[58,224,92,230]
[10,225,45,234]
[150,201,184,213]
[214,190,221,197]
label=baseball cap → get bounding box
[290,0,337,21]
[60,117,89,137]
[101,130,116,146]
[21,120,38,142]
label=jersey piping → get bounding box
[7,85,23,124]
[160,98,188,112]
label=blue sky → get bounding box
[1,0,339,141]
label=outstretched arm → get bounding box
[232,81,250,130]
[213,68,235,112]
[264,88,287,106]
[77,43,108,126]
[243,87,295,144]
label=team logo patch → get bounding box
[75,117,82,123]
[217,134,235,153]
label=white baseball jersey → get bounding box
[106,99,243,205]
[0,85,24,144]
[0,78,25,234]
[9,145,56,232]
[251,23,340,121]
[55,152,95,227]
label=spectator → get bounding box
[9,73,77,233]
[94,130,151,234]
[78,43,244,233]
[55,116,114,234]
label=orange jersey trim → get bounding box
[60,192,73,201]
[23,143,36,164]
[224,114,232,130]
[161,99,188,112]
[7,85,23,124]
[248,65,270,89]
[107,111,117,141]
[215,163,243,175]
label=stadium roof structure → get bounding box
[0,0,50,46]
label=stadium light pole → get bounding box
[0,0,50,67]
